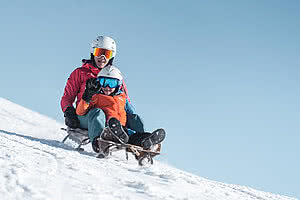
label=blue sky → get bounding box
[1,0,299,198]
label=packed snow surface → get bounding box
[0,98,296,200]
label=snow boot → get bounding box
[141,128,166,150]
[108,117,129,143]
[97,127,115,158]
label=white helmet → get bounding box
[90,36,117,58]
[98,65,123,81]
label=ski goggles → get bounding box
[93,48,113,59]
[97,77,121,88]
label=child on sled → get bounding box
[76,65,165,157]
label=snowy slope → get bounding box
[0,97,297,200]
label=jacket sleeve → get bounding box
[125,99,136,114]
[122,80,130,102]
[60,69,81,112]
[76,99,91,116]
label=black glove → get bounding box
[82,78,100,102]
[64,107,80,128]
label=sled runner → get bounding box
[101,117,165,165]
[98,136,161,166]
[61,127,90,151]
[61,127,163,166]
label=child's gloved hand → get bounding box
[82,78,100,102]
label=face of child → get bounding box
[94,55,109,69]
[101,86,116,95]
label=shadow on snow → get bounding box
[0,129,96,157]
